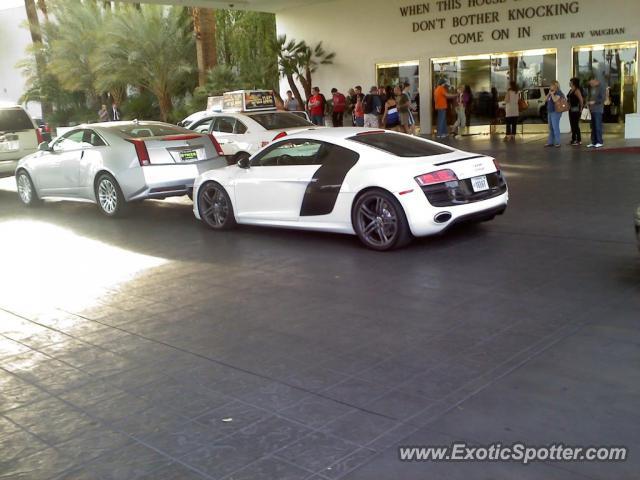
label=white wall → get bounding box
[275,0,640,133]
[0,5,42,119]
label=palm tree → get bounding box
[95,5,195,121]
[295,41,335,101]
[23,0,52,117]
[192,7,217,87]
[272,35,305,110]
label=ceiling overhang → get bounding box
[115,0,319,13]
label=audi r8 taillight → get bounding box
[415,169,458,186]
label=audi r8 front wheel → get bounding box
[198,181,237,230]
[353,189,412,251]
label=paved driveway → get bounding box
[0,136,638,479]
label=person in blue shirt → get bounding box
[544,81,565,148]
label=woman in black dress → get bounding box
[567,78,584,145]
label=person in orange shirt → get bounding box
[434,79,450,138]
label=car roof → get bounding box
[72,121,176,130]
[0,102,25,110]
[284,127,385,141]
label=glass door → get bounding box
[431,49,557,134]
[573,42,638,127]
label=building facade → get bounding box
[0,2,42,119]
[275,0,639,133]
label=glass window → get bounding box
[247,112,314,130]
[84,130,106,147]
[108,123,192,138]
[213,117,236,134]
[252,140,323,167]
[376,61,420,123]
[573,42,637,124]
[349,132,452,157]
[234,121,247,134]
[192,117,214,134]
[53,130,86,151]
[0,107,34,132]
[432,49,556,127]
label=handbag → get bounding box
[518,98,528,112]
[580,107,591,121]
[554,97,569,113]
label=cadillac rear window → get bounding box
[110,124,192,138]
[248,112,313,130]
[0,108,35,132]
[349,133,453,157]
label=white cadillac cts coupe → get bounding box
[193,128,508,250]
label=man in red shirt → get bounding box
[308,87,325,126]
[331,88,346,127]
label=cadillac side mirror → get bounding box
[38,141,51,152]
[237,157,250,169]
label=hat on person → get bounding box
[437,78,447,86]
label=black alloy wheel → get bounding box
[198,181,236,230]
[353,189,412,251]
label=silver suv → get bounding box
[520,86,550,122]
[0,104,40,178]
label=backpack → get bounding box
[363,94,375,114]
[320,93,327,113]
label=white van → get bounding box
[0,104,40,178]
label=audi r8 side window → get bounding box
[348,132,453,157]
[251,139,323,167]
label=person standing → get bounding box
[587,77,605,148]
[403,82,416,135]
[98,104,109,122]
[346,88,357,126]
[451,86,466,137]
[382,86,400,131]
[396,85,411,134]
[330,88,346,127]
[503,81,520,141]
[109,102,121,121]
[567,78,584,146]
[544,80,565,148]
[377,86,387,126]
[433,79,449,138]
[363,86,382,128]
[353,86,365,127]
[463,85,472,127]
[284,90,299,111]
[308,87,325,126]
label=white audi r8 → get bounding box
[192,128,508,250]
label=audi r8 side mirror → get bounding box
[237,157,250,169]
[38,141,51,152]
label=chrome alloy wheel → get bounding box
[17,173,32,204]
[98,177,118,215]
[356,195,398,248]
[200,184,229,226]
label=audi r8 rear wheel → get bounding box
[16,170,42,207]
[198,181,236,230]
[353,189,412,251]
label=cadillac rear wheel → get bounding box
[353,189,412,251]
[16,171,41,207]
[198,181,236,230]
[95,173,127,217]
